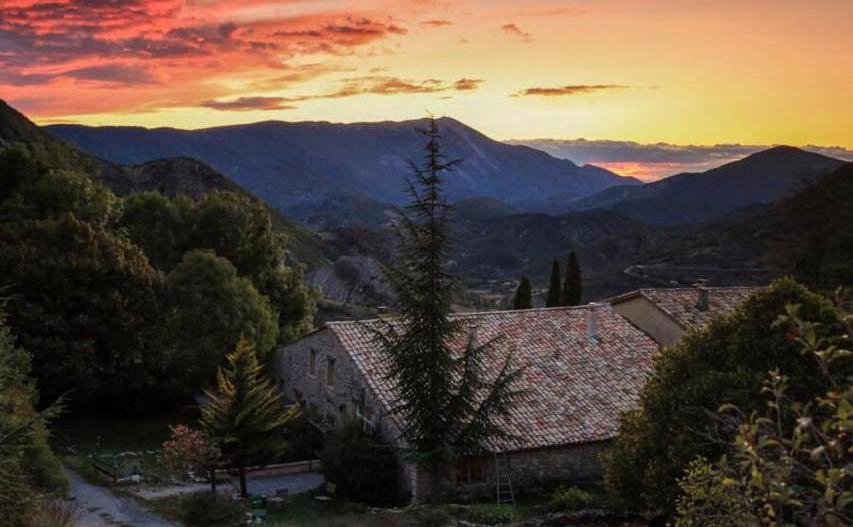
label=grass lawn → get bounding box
[53,409,199,487]
[266,495,423,527]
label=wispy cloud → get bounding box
[501,23,533,42]
[233,75,485,110]
[420,19,453,28]
[200,96,296,111]
[513,85,628,97]
[453,78,484,90]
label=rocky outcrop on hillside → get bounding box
[307,255,394,307]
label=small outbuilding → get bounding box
[609,285,760,348]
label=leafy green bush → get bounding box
[178,494,246,527]
[603,279,849,513]
[320,421,404,506]
[548,486,593,511]
[674,300,852,526]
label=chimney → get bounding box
[694,280,709,311]
[467,321,478,346]
[586,303,598,340]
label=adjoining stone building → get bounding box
[276,303,659,502]
[608,285,760,348]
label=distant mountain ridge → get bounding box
[45,117,639,212]
[570,146,845,225]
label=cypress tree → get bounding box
[512,276,532,309]
[546,259,562,307]
[201,338,299,498]
[375,118,523,502]
[561,251,582,306]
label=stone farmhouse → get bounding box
[275,286,760,501]
[609,285,760,348]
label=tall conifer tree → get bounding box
[513,276,532,309]
[546,260,562,307]
[201,338,298,498]
[376,118,523,501]
[561,251,582,306]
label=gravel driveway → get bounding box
[64,467,179,527]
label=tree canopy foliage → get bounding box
[0,142,315,409]
[0,215,163,407]
[0,300,66,526]
[674,296,852,526]
[164,250,279,398]
[603,278,849,514]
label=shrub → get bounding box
[549,486,593,511]
[603,279,849,513]
[178,494,245,527]
[320,421,404,506]
[674,299,853,526]
[27,500,79,527]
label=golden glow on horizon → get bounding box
[4,0,852,149]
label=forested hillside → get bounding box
[0,106,317,410]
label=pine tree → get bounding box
[561,251,582,306]
[376,118,523,502]
[512,276,532,309]
[201,338,298,498]
[546,259,562,307]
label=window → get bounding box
[309,349,317,376]
[326,358,335,388]
[455,456,485,485]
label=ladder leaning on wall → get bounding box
[494,452,515,504]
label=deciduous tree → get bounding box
[164,250,278,397]
[163,425,222,499]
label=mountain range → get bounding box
[3,98,851,308]
[568,146,845,225]
[45,118,638,213]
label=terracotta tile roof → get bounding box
[612,287,760,330]
[324,304,659,453]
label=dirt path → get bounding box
[64,467,180,527]
[134,472,324,500]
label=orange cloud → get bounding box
[420,19,453,27]
[453,78,484,90]
[0,1,410,115]
[501,23,533,42]
[200,96,296,111]
[513,85,629,97]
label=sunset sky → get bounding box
[2,0,852,180]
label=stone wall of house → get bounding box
[276,331,417,499]
[447,442,610,501]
